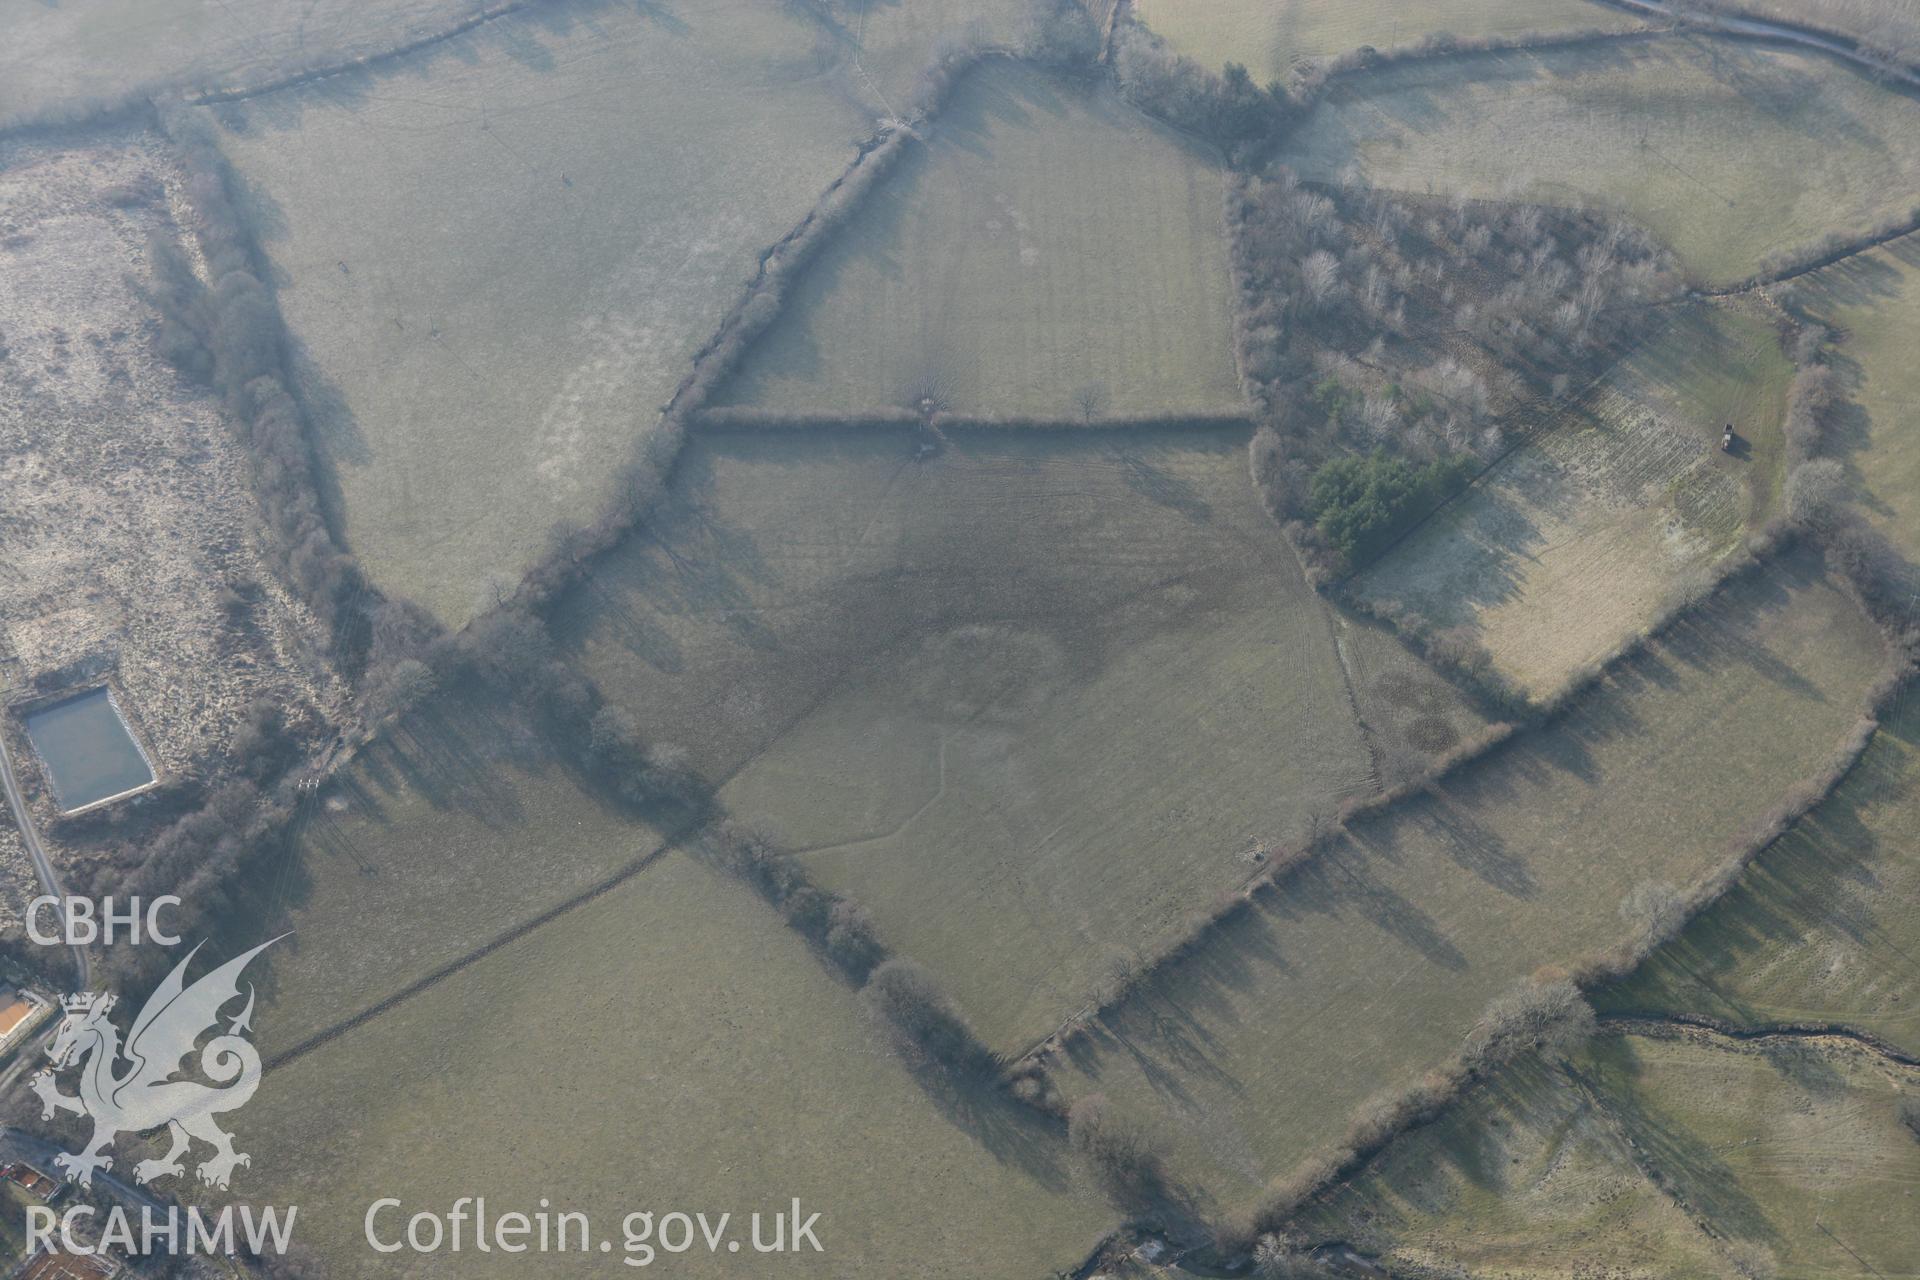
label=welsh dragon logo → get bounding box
[30,937,282,1189]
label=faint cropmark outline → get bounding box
[31,937,284,1190]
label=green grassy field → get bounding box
[1299,1030,1920,1278]
[232,849,1114,1278]
[1583,1030,1920,1278]
[1787,233,1920,559]
[1353,303,1792,700]
[1282,36,1920,286]
[713,61,1245,418]
[0,0,485,124]
[1602,689,1920,1055]
[205,0,876,625]
[1132,0,1644,81]
[1297,1056,1735,1277]
[218,690,675,1057]
[1050,555,1885,1212]
[738,601,1364,1051]
[558,426,1378,780]
[558,426,1483,1051]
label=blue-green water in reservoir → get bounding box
[24,688,154,810]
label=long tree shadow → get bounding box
[1060,831,1465,1125]
[1319,840,1468,972]
[1404,790,1539,899]
[1063,904,1293,1100]
[900,1064,1078,1193]
[1581,1035,1782,1246]
[1654,555,1823,700]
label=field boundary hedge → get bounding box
[1295,25,1676,95]
[74,102,449,988]
[154,106,392,671]
[691,408,1257,433]
[1010,717,1521,1067]
[186,0,532,107]
[1187,310,1920,1260]
[1715,207,1920,293]
[1015,545,1863,1074]
[1216,641,1910,1254]
[504,49,1014,619]
[0,0,519,136]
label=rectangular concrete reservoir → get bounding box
[23,687,154,811]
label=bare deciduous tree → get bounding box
[863,959,992,1075]
[1786,457,1851,531]
[1068,1094,1169,1208]
[1300,250,1342,310]
[1073,382,1108,425]
[1619,880,1687,954]
[1464,978,1596,1067]
[1253,1230,1326,1278]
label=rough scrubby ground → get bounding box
[0,824,32,938]
[1297,1055,1737,1277]
[0,131,344,826]
[1582,1028,1920,1278]
[1300,1028,1920,1278]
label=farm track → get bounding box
[694,411,1258,432]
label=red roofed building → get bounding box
[12,1247,121,1280]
